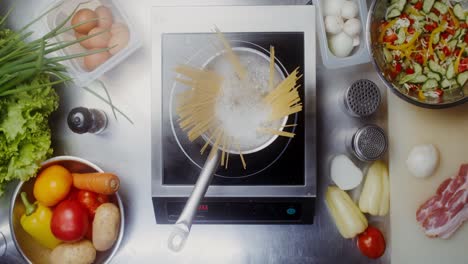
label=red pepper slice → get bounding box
[414,1,423,10]
[383,33,398,43]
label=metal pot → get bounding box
[9,156,124,264]
[367,0,468,108]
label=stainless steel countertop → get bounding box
[0,0,389,263]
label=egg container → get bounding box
[35,0,142,87]
[312,0,370,69]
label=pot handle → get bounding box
[167,150,220,252]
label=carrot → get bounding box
[72,173,120,195]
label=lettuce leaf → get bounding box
[0,75,58,195]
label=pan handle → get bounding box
[167,150,220,252]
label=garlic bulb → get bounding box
[325,16,344,34]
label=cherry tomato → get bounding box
[435,88,444,97]
[51,200,89,242]
[414,1,423,10]
[357,226,386,259]
[406,68,415,74]
[383,33,398,43]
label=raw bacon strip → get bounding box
[416,164,468,239]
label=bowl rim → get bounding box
[366,0,468,109]
[9,155,125,264]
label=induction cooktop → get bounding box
[151,5,316,224]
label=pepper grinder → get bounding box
[67,107,108,134]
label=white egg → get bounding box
[328,32,354,57]
[343,18,361,37]
[406,144,439,178]
[341,1,359,19]
[324,0,344,16]
[325,16,344,34]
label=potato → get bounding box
[50,240,96,264]
[92,203,120,251]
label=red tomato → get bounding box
[51,200,89,242]
[443,46,451,56]
[446,28,456,36]
[408,26,415,34]
[459,58,468,72]
[464,33,468,44]
[75,190,109,218]
[395,63,402,74]
[413,53,424,65]
[424,22,438,32]
[383,33,398,43]
[432,8,440,15]
[435,88,444,97]
[406,68,415,74]
[441,32,450,39]
[357,226,386,259]
[461,23,468,29]
[414,1,423,10]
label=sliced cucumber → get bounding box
[427,71,442,81]
[436,50,445,61]
[414,62,423,75]
[433,32,440,45]
[386,8,401,19]
[441,78,457,88]
[394,0,407,11]
[422,79,439,90]
[429,60,447,76]
[433,2,448,14]
[454,4,466,20]
[449,39,458,50]
[410,75,428,83]
[383,48,393,63]
[447,63,456,79]
[428,12,440,23]
[395,28,406,45]
[457,71,468,86]
[454,28,462,39]
[423,0,435,14]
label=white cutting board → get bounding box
[388,92,468,264]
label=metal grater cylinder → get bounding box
[344,79,381,117]
[351,125,387,161]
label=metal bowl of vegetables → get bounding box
[367,0,468,108]
[9,156,124,264]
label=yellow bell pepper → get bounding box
[358,161,390,216]
[455,44,466,74]
[379,19,398,43]
[448,8,460,28]
[326,186,368,239]
[20,192,61,249]
[429,22,447,56]
[386,31,421,50]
